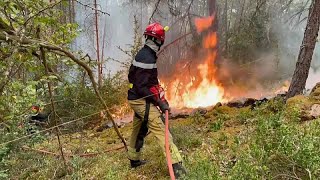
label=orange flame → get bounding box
[203,32,218,49]
[194,16,214,33]
[163,16,226,108]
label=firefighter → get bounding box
[29,105,50,124]
[127,23,186,178]
[26,105,50,134]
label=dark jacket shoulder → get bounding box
[135,45,157,64]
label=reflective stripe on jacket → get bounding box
[128,45,159,103]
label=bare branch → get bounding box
[148,0,161,24]
[22,144,124,158]
[158,32,192,55]
[107,57,130,68]
[74,0,110,16]
[40,41,68,170]
[22,0,110,29]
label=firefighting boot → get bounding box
[130,160,147,168]
[172,162,187,179]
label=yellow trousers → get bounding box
[127,99,183,164]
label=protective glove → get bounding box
[157,99,170,113]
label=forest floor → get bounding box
[6,84,320,180]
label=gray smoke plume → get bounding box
[71,0,319,100]
[220,1,320,100]
[72,0,138,75]
[272,8,320,91]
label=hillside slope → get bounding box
[6,85,320,180]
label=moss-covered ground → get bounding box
[5,87,320,179]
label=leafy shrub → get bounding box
[228,108,320,179]
[54,71,129,132]
[0,146,10,179]
[236,108,255,124]
[210,119,224,132]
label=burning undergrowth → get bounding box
[160,16,291,109]
[161,16,225,109]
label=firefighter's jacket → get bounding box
[128,45,159,103]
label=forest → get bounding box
[0,0,320,179]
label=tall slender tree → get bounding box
[94,0,102,88]
[286,0,320,99]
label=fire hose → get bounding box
[165,110,175,180]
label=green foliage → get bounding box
[54,71,129,132]
[0,0,80,133]
[215,112,231,121]
[100,72,129,108]
[4,103,320,179]
[184,153,220,180]
[0,1,130,178]
[229,110,320,179]
[69,156,86,180]
[210,119,224,132]
[222,0,298,63]
[172,126,202,150]
[103,165,123,179]
[0,171,8,179]
[0,146,10,179]
[190,112,206,124]
[265,98,286,112]
[229,156,269,180]
[209,109,232,132]
[236,112,249,124]
[218,132,228,142]
[227,10,270,61]
[1,1,319,179]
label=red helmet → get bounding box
[144,23,166,43]
[31,105,40,113]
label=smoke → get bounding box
[72,0,181,75]
[271,7,320,91]
[306,69,320,90]
[72,0,142,75]
[71,0,319,101]
[218,2,320,100]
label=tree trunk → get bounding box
[94,0,102,88]
[71,0,75,23]
[208,0,218,32]
[207,0,220,65]
[208,0,216,17]
[286,0,320,99]
[237,0,246,34]
[224,0,228,54]
[207,0,219,40]
[68,0,73,23]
